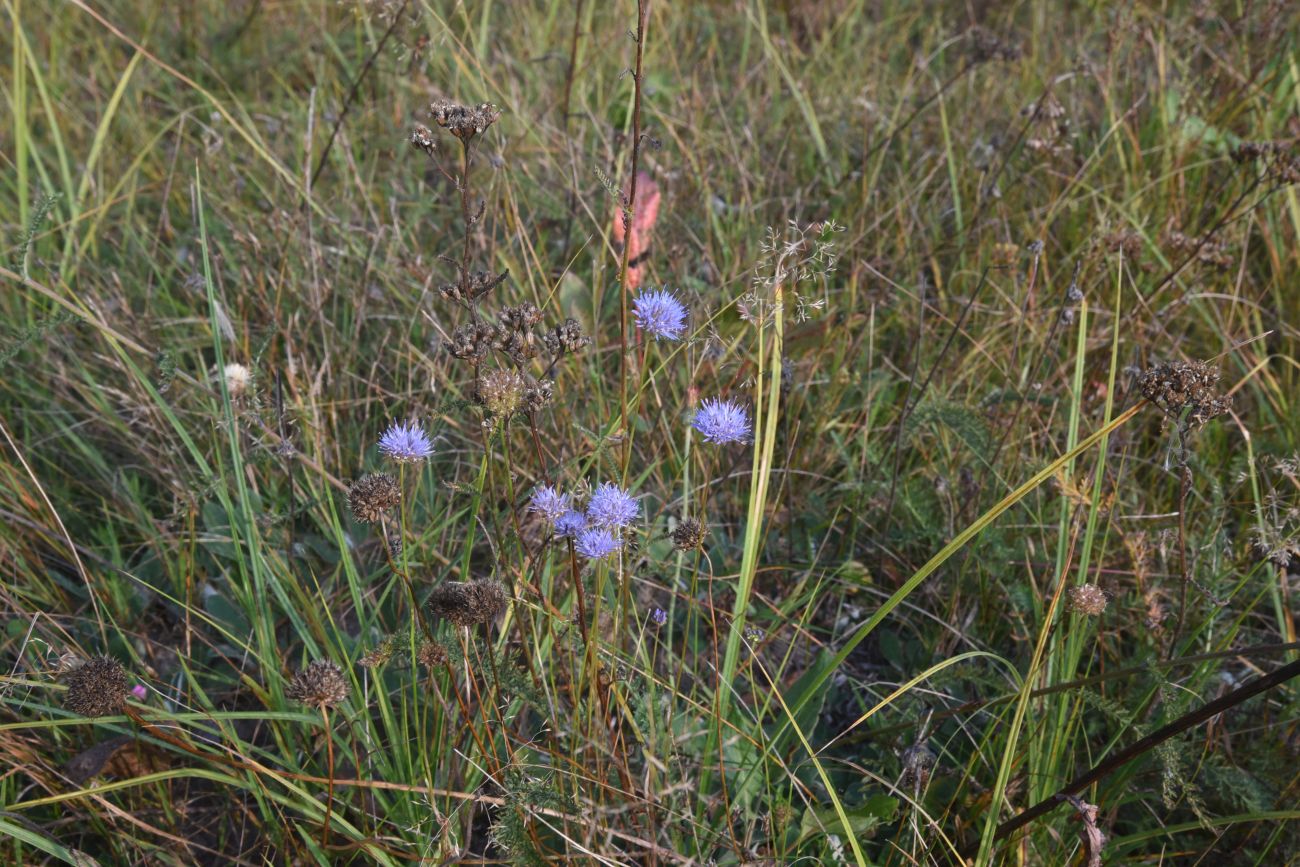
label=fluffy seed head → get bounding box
[223,363,251,397]
[692,398,752,445]
[62,656,129,718]
[575,527,622,561]
[286,660,351,707]
[348,473,401,524]
[586,482,639,529]
[428,580,508,627]
[378,420,434,463]
[1067,584,1109,617]
[528,485,571,522]
[632,289,688,341]
[476,369,526,416]
[671,518,708,552]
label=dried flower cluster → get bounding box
[671,518,708,552]
[62,656,129,718]
[286,660,351,708]
[348,473,401,524]
[428,580,508,627]
[428,100,501,142]
[1231,141,1300,186]
[1138,360,1232,431]
[1067,584,1109,617]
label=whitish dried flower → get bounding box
[1067,584,1109,617]
[223,363,251,397]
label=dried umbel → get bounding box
[428,580,508,627]
[440,269,508,305]
[62,656,129,718]
[286,660,351,708]
[522,376,553,412]
[448,322,498,362]
[542,318,590,357]
[409,123,437,156]
[428,100,501,142]
[475,369,526,416]
[1067,584,1109,617]
[348,473,401,524]
[1138,360,1232,431]
[671,518,708,552]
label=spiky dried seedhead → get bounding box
[348,473,401,524]
[1138,360,1232,431]
[428,100,501,142]
[415,640,448,669]
[475,369,526,417]
[428,580,508,627]
[671,518,707,552]
[62,656,129,718]
[1067,584,1109,617]
[286,660,351,708]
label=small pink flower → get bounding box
[131,684,148,700]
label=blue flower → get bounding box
[378,420,434,462]
[528,485,570,522]
[574,527,621,561]
[586,482,639,529]
[692,398,751,445]
[554,509,587,537]
[632,289,688,341]
[651,607,667,627]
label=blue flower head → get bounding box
[651,607,667,627]
[378,420,434,462]
[554,509,587,538]
[575,527,621,561]
[632,289,688,341]
[528,485,570,522]
[586,482,639,529]
[692,398,752,445]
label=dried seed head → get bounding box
[475,369,526,416]
[523,376,553,412]
[415,640,448,669]
[499,303,543,334]
[386,532,404,560]
[1067,584,1109,617]
[900,742,936,789]
[286,660,351,708]
[1138,360,1232,431]
[410,123,437,156]
[543,318,591,357]
[427,100,501,142]
[428,580,508,627]
[448,322,498,362]
[348,473,401,524]
[671,518,708,552]
[358,637,397,670]
[441,269,508,305]
[62,656,129,718]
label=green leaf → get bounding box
[798,794,898,845]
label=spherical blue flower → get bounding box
[632,289,688,341]
[651,607,667,626]
[378,420,434,462]
[586,482,639,529]
[574,527,621,561]
[692,398,751,445]
[554,509,587,537]
[528,485,570,522]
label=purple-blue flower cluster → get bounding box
[378,420,435,462]
[692,398,752,445]
[529,481,640,560]
[632,289,688,341]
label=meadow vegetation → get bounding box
[2,0,1300,863]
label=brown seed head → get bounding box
[543,318,591,357]
[671,518,708,552]
[1067,584,1109,617]
[1138,360,1232,431]
[410,123,437,156]
[475,369,526,417]
[348,473,401,524]
[523,376,554,412]
[62,656,129,718]
[428,100,501,142]
[286,660,351,708]
[428,580,508,627]
[448,322,499,362]
[415,640,448,670]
